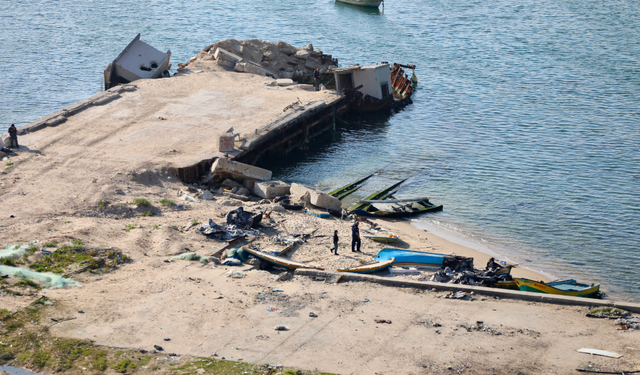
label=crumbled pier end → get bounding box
[179,38,338,80]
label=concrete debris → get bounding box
[290,183,341,211]
[181,39,338,80]
[254,181,291,199]
[212,158,272,182]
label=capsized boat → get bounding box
[335,0,383,8]
[362,233,398,243]
[337,258,395,274]
[513,278,601,298]
[348,178,407,212]
[375,248,448,268]
[243,248,324,270]
[353,197,443,218]
[328,172,377,201]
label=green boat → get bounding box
[348,179,408,212]
[328,173,376,201]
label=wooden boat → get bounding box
[243,248,324,270]
[335,0,383,8]
[362,233,398,243]
[337,258,395,274]
[328,172,376,201]
[348,179,407,212]
[375,248,447,268]
[353,197,443,218]
[513,278,600,298]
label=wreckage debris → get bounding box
[226,207,263,229]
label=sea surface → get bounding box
[2,0,639,300]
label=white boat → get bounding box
[336,0,383,8]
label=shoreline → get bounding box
[370,218,551,282]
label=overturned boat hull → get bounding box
[375,248,447,268]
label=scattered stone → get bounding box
[274,325,289,331]
[199,190,214,200]
[154,345,163,351]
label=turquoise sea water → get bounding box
[2,0,639,300]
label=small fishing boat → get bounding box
[362,233,398,243]
[348,179,407,212]
[513,278,601,298]
[328,172,377,201]
[335,0,383,8]
[243,248,324,270]
[375,248,447,268]
[337,258,395,274]
[353,197,443,218]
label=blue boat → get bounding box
[375,248,448,268]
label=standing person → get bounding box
[313,69,321,91]
[351,221,361,253]
[8,124,18,148]
[331,230,339,255]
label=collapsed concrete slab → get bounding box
[290,183,341,211]
[254,181,291,199]
[211,158,272,182]
[214,47,243,70]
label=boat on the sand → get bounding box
[243,248,324,270]
[375,248,448,268]
[362,233,398,243]
[335,0,383,8]
[513,278,600,298]
[353,197,443,218]
[337,258,395,274]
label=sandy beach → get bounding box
[1,166,639,374]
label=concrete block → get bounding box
[212,158,272,182]
[216,58,236,70]
[276,79,295,86]
[254,181,291,199]
[243,179,256,191]
[290,183,341,211]
[241,63,268,76]
[214,47,243,64]
[234,62,247,72]
[251,51,263,63]
[1,134,13,148]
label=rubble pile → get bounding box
[178,39,339,80]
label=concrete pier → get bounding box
[3,69,345,216]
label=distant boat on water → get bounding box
[335,0,383,8]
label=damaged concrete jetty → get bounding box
[8,39,348,216]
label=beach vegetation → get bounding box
[98,200,109,210]
[1,257,17,266]
[44,240,58,248]
[0,301,337,375]
[14,279,41,290]
[141,211,155,217]
[153,224,160,230]
[5,162,14,167]
[125,224,136,232]
[160,198,176,206]
[191,220,201,226]
[132,198,152,208]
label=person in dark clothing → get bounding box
[351,222,361,252]
[8,124,18,148]
[313,69,321,91]
[331,230,339,255]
